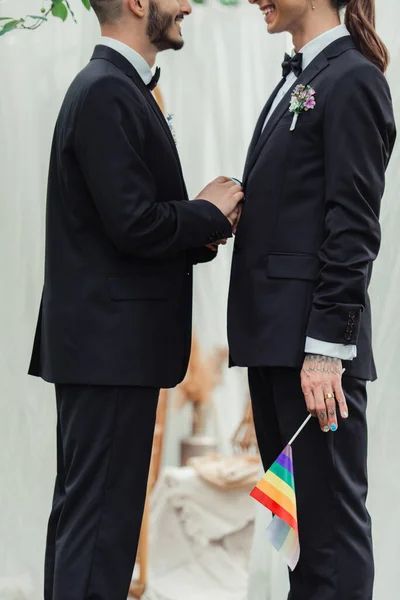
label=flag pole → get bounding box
[288,414,312,446]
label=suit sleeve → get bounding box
[74,76,232,258]
[188,246,219,265]
[305,64,396,346]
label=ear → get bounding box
[127,0,145,18]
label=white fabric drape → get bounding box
[0,1,399,599]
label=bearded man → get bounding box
[28,1,243,599]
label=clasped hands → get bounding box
[196,176,244,251]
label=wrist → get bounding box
[303,354,342,375]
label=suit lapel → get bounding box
[130,74,182,166]
[91,46,183,173]
[244,51,330,181]
[243,78,286,182]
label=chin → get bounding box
[267,19,284,34]
[154,35,184,52]
[169,35,184,51]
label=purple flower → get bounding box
[289,85,317,131]
[305,97,316,110]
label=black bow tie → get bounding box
[147,67,161,92]
[282,52,303,78]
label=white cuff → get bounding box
[305,337,357,361]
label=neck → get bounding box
[290,10,341,52]
[101,25,157,67]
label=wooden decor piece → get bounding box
[177,336,228,465]
[231,397,259,455]
[153,86,165,114]
[129,389,168,599]
[177,336,227,436]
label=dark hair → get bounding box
[90,0,123,25]
[333,0,389,73]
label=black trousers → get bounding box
[248,367,374,600]
[44,384,159,600]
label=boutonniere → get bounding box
[289,85,316,131]
[166,113,177,145]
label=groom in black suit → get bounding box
[228,0,395,598]
[28,0,243,599]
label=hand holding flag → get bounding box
[250,414,312,571]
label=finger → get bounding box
[234,204,242,220]
[215,176,230,184]
[229,206,239,217]
[313,386,329,433]
[323,391,337,432]
[305,391,317,417]
[233,191,244,202]
[301,379,316,417]
[233,205,243,234]
[205,244,217,251]
[223,179,240,188]
[333,380,348,419]
[227,212,238,226]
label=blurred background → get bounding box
[0,0,399,598]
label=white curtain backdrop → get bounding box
[0,0,398,598]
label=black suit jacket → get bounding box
[29,45,231,388]
[228,37,396,380]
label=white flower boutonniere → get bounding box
[166,113,177,145]
[289,85,316,131]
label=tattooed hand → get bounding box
[301,354,349,433]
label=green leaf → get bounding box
[0,19,23,36]
[28,15,48,21]
[51,2,68,21]
[81,0,91,10]
[0,17,13,21]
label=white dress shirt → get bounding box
[100,36,153,85]
[264,24,356,361]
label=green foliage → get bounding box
[0,0,239,35]
[0,0,91,35]
[51,2,69,22]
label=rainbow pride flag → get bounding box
[250,444,300,571]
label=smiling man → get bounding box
[28,0,244,599]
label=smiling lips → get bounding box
[260,3,276,18]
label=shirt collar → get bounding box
[100,37,153,85]
[298,24,350,71]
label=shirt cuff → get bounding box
[305,337,357,361]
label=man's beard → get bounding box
[146,0,184,51]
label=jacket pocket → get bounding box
[266,253,320,282]
[107,274,168,301]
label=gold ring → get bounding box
[324,392,335,400]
